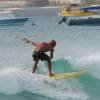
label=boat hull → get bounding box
[0,17,28,26]
[81,5,100,11]
[69,17,100,26]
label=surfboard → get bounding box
[51,69,87,79]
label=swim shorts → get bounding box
[32,51,49,62]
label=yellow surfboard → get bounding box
[51,69,87,79]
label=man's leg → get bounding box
[41,52,54,76]
[32,60,39,73]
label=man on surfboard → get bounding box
[23,38,56,77]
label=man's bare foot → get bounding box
[50,73,55,77]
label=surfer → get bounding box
[23,38,56,77]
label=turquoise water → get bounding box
[0,7,100,100]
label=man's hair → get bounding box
[50,40,56,47]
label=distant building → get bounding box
[32,0,49,7]
[0,0,99,8]
[0,0,49,8]
[50,0,81,5]
[0,0,27,8]
[82,0,100,5]
[50,0,100,5]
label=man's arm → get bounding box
[50,49,54,59]
[23,38,39,46]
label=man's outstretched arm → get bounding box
[22,38,39,46]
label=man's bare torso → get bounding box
[34,42,53,52]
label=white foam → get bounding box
[65,52,100,80]
[0,68,89,100]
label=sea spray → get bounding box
[0,67,88,100]
[65,52,100,80]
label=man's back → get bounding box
[34,42,53,52]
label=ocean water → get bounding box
[0,7,100,100]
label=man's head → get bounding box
[49,40,56,47]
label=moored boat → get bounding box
[81,5,100,11]
[59,5,97,17]
[68,15,100,26]
[0,10,29,26]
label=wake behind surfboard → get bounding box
[51,69,88,79]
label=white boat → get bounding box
[0,10,29,26]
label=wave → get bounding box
[65,52,100,80]
[0,67,88,100]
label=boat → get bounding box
[0,10,29,26]
[68,15,100,26]
[0,17,29,26]
[58,4,100,26]
[59,10,97,17]
[81,5,100,11]
[59,5,97,17]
